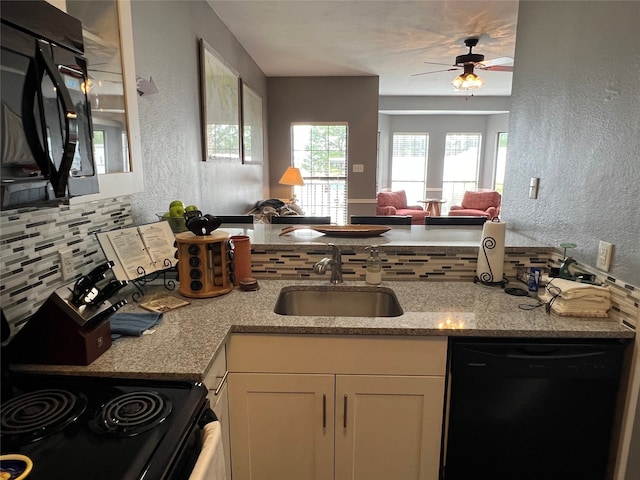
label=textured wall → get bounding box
[267,76,380,216]
[503,1,640,286]
[129,1,268,224]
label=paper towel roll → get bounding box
[476,221,506,284]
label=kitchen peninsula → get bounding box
[11,222,635,380]
[216,222,552,284]
[218,222,546,248]
[10,223,634,480]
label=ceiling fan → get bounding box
[413,38,513,90]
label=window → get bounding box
[494,132,508,194]
[93,130,106,174]
[391,133,428,204]
[442,133,482,210]
[291,124,348,225]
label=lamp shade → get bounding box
[278,166,305,186]
[451,63,484,91]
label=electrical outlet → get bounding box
[596,241,613,271]
[59,249,74,281]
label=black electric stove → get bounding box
[0,373,211,480]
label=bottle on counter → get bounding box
[528,267,541,297]
[365,246,382,285]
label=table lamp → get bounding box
[278,166,304,203]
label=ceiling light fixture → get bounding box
[451,63,484,91]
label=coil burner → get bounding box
[0,389,87,444]
[92,391,172,437]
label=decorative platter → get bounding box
[280,225,391,237]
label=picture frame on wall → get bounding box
[199,39,240,162]
[241,82,263,164]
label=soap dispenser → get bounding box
[365,246,382,285]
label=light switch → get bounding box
[529,177,540,199]
[352,164,364,173]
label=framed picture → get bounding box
[241,82,263,164]
[199,39,240,162]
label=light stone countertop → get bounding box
[14,279,634,382]
[210,223,552,250]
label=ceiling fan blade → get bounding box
[411,67,460,77]
[482,56,514,66]
[423,61,458,67]
[478,65,514,72]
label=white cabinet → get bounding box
[228,334,447,480]
[203,343,232,480]
[229,373,335,480]
[335,375,445,480]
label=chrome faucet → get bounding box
[313,243,343,283]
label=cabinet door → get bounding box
[228,373,335,480]
[335,375,445,480]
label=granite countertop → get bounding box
[14,279,634,382]
[212,223,552,250]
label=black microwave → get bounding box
[1,0,99,211]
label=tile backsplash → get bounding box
[1,197,132,333]
[250,245,548,282]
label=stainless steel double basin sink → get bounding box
[274,285,403,317]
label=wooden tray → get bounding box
[280,225,390,237]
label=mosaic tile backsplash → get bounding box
[1,198,133,332]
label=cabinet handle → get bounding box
[213,370,228,396]
[343,394,348,428]
[322,394,327,428]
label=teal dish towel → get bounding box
[110,312,163,340]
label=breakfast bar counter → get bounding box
[214,222,550,250]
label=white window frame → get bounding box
[442,132,482,209]
[291,123,348,225]
[390,133,429,205]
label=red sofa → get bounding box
[449,191,501,220]
[376,190,426,225]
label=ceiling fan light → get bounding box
[451,72,484,91]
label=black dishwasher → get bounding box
[444,338,625,480]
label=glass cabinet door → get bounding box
[66,0,130,175]
[62,0,144,202]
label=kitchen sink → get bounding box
[274,285,404,317]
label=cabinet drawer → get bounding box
[228,334,447,376]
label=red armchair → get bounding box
[449,191,501,220]
[376,190,426,225]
